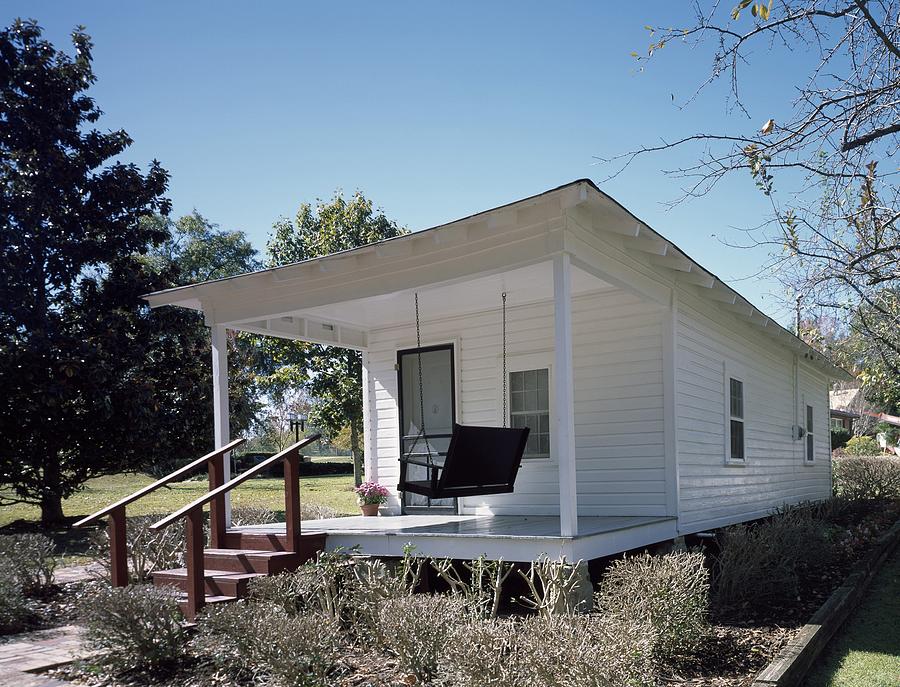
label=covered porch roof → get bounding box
[144,179,851,380]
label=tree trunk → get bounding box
[40,453,66,526]
[350,420,363,487]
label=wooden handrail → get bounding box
[73,438,246,528]
[150,434,321,532]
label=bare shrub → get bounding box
[88,514,185,583]
[79,584,187,672]
[432,555,514,618]
[595,551,709,659]
[248,567,321,615]
[442,614,656,687]
[198,601,341,686]
[0,533,56,593]
[516,556,590,616]
[0,559,31,633]
[301,502,339,520]
[231,504,280,526]
[377,594,467,682]
[833,456,900,500]
[713,505,835,607]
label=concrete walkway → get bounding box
[0,625,88,686]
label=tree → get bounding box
[137,212,263,476]
[0,20,170,523]
[612,2,899,388]
[256,191,406,485]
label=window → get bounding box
[509,368,550,459]
[805,404,815,462]
[728,377,745,462]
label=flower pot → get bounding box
[360,503,380,517]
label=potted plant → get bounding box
[354,481,389,516]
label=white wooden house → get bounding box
[146,180,851,562]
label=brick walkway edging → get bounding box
[751,517,900,687]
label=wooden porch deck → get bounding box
[231,514,678,562]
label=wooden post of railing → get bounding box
[208,452,226,549]
[185,507,205,619]
[284,449,301,553]
[108,505,128,587]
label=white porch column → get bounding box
[553,253,578,537]
[211,324,232,525]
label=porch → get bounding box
[231,514,678,562]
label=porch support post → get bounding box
[553,253,578,537]
[211,324,232,528]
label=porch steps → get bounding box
[151,531,326,614]
[152,568,265,597]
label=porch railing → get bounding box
[74,438,245,587]
[150,434,321,618]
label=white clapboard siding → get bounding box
[365,287,668,516]
[674,289,832,533]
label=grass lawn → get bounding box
[0,471,358,528]
[804,545,900,687]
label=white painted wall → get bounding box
[674,291,832,533]
[364,287,668,517]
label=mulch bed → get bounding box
[665,499,900,686]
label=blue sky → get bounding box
[5,2,811,324]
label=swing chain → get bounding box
[502,292,507,429]
[408,293,432,468]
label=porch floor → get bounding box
[230,514,678,562]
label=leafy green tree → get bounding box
[138,212,263,476]
[257,191,406,484]
[0,20,170,523]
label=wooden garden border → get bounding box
[751,516,900,687]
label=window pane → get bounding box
[511,390,524,412]
[525,389,538,411]
[730,378,743,419]
[510,371,524,392]
[539,433,550,454]
[536,368,549,394]
[806,405,814,433]
[730,420,744,460]
[525,369,537,390]
[806,433,814,461]
[539,413,549,433]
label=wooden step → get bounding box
[175,593,236,615]
[153,568,265,597]
[223,530,326,553]
[202,548,312,574]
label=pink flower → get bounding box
[354,481,389,505]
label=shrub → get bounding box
[595,551,709,659]
[516,556,591,616]
[844,435,880,456]
[713,505,835,608]
[0,559,31,633]
[248,567,321,615]
[833,456,900,500]
[88,514,184,583]
[0,533,56,594]
[442,614,655,687]
[300,502,339,520]
[79,584,187,672]
[377,594,467,681]
[231,504,280,526]
[198,602,341,686]
[831,427,852,450]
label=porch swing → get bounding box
[397,292,530,499]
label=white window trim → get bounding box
[501,351,555,464]
[804,397,816,464]
[724,362,747,465]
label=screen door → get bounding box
[397,344,456,512]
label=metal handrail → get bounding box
[150,434,321,532]
[73,438,245,528]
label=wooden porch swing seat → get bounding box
[397,291,529,500]
[398,423,529,499]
